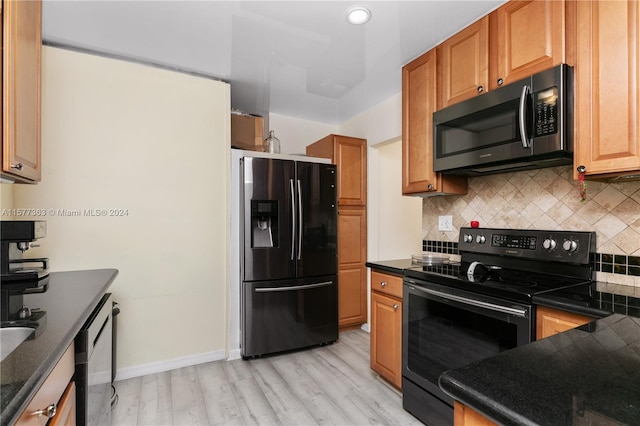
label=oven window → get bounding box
[406,293,518,384]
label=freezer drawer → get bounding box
[241,276,338,358]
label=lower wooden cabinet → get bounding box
[49,381,76,426]
[338,265,367,328]
[454,401,497,426]
[370,269,403,389]
[536,305,594,340]
[338,207,367,328]
[17,343,75,425]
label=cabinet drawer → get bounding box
[371,270,403,299]
[17,343,74,425]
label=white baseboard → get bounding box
[114,349,227,381]
[360,323,371,333]
[228,348,242,360]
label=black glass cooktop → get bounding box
[404,261,594,303]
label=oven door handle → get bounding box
[411,285,528,318]
[255,281,332,293]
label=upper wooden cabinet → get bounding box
[306,134,367,206]
[2,0,42,183]
[402,49,468,196]
[489,0,569,90]
[437,16,489,109]
[438,0,570,108]
[574,0,640,179]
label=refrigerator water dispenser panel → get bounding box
[251,200,278,248]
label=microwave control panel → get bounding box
[534,86,558,137]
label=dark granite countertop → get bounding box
[365,259,414,275]
[367,259,640,318]
[0,269,118,426]
[535,283,640,319]
[439,313,640,425]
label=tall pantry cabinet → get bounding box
[307,135,368,329]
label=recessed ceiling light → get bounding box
[346,6,371,25]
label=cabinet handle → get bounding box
[577,165,586,173]
[380,281,387,287]
[477,86,484,93]
[10,163,24,171]
[427,184,433,190]
[393,304,399,310]
[497,78,504,86]
[33,404,57,419]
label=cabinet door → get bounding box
[438,16,489,109]
[17,344,74,426]
[454,401,498,426]
[403,50,437,195]
[48,381,76,426]
[334,136,367,206]
[536,306,594,340]
[490,0,566,89]
[370,291,402,389]
[2,0,41,182]
[575,0,640,177]
[337,207,367,327]
[402,50,467,196]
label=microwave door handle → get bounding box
[519,85,532,148]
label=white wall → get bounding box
[337,92,421,263]
[268,113,337,154]
[339,93,402,147]
[13,47,230,378]
[375,141,422,260]
[1,184,13,210]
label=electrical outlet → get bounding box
[438,215,453,232]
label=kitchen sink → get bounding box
[0,327,34,361]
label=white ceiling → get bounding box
[42,0,505,124]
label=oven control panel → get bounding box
[459,227,595,264]
[492,234,537,250]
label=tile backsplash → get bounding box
[422,165,640,287]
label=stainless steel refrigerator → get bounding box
[240,156,338,358]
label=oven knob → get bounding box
[563,239,578,252]
[476,235,486,244]
[464,234,473,243]
[543,238,557,250]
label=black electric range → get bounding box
[401,227,598,426]
[404,227,597,304]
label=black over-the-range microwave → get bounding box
[433,64,573,176]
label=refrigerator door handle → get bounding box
[254,281,333,293]
[290,179,295,261]
[297,179,303,261]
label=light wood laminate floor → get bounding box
[112,330,420,425]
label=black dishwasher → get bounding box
[75,293,113,426]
